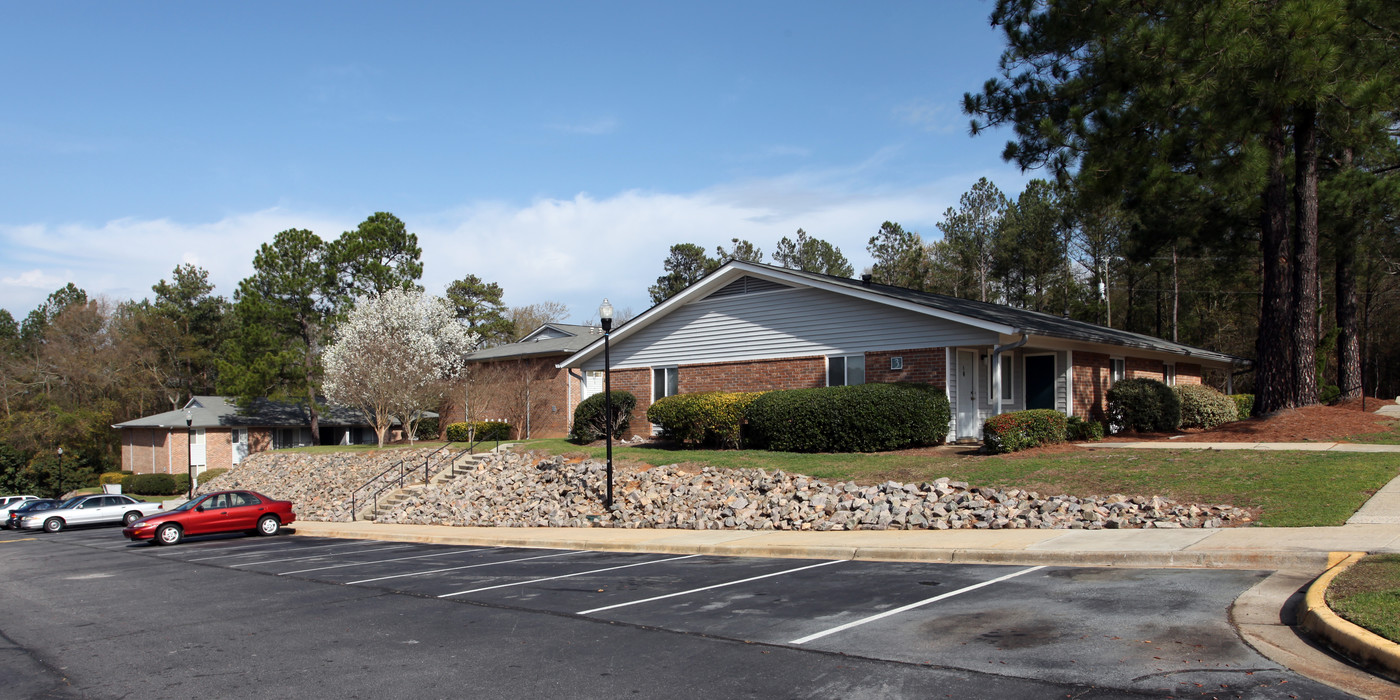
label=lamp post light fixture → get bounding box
[185,409,194,499]
[599,298,614,509]
[56,447,64,499]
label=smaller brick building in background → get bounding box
[439,323,604,440]
[113,396,380,476]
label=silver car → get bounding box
[20,494,166,532]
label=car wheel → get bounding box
[43,517,64,533]
[155,523,183,546]
[256,515,280,536]
[123,511,142,526]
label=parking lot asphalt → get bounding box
[0,524,1363,699]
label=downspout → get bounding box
[991,333,1029,417]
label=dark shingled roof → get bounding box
[466,324,602,362]
[112,396,377,430]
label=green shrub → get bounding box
[125,473,177,495]
[173,473,191,494]
[445,421,512,442]
[1065,416,1105,442]
[1107,378,1181,433]
[743,383,951,453]
[1174,384,1238,429]
[647,391,765,448]
[99,471,130,485]
[1320,384,1342,404]
[568,391,637,443]
[983,409,1069,454]
[197,468,229,484]
[1231,393,1255,420]
[414,417,441,441]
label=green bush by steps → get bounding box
[743,383,951,453]
[568,391,636,443]
[647,391,765,448]
[1231,393,1255,419]
[445,421,512,442]
[1107,378,1181,433]
[1065,415,1105,442]
[1174,384,1238,430]
[983,409,1069,454]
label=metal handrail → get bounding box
[357,443,459,521]
[350,457,406,518]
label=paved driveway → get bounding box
[1,526,1355,699]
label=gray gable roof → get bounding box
[560,260,1249,368]
[467,324,603,362]
[112,396,376,430]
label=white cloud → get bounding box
[894,99,963,134]
[0,162,1030,320]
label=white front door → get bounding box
[231,429,249,465]
[582,370,604,399]
[956,350,979,441]
[189,428,206,467]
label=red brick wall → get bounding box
[865,348,947,387]
[1127,357,1168,382]
[1175,362,1203,385]
[1073,352,1111,420]
[610,368,652,438]
[677,356,826,393]
[444,356,576,438]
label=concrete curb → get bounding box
[1299,551,1400,683]
[291,521,1332,571]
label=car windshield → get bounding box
[57,497,84,509]
[15,501,51,513]
[168,496,210,513]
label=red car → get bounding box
[123,490,296,545]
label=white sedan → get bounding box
[19,494,166,532]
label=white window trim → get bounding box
[826,354,866,387]
[1109,357,1126,386]
[1164,363,1176,386]
[652,365,679,402]
[984,353,1016,404]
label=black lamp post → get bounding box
[55,447,63,499]
[185,409,194,499]
[599,298,614,509]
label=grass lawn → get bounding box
[1327,554,1400,643]
[519,438,1400,527]
[1351,418,1400,445]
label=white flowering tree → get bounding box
[323,289,478,447]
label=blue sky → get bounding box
[1,1,1033,321]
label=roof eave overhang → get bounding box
[556,261,1019,369]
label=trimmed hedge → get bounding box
[197,468,228,484]
[122,473,177,495]
[1065,415,1105,442]
[983,409,1068,454]
[647,391,764,448]
[1107,378,1181,433]
[1231,394,1255,420]
[743,383,951,453]
[445,421,512,442]
[1174,384,1237,430]
[568,391,636,443]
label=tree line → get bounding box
[0,212,563,492]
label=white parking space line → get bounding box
[277,547,499,575]
[226,545,413,567]
[184,540,378,561]
[439,554,701,599]
[788,565,1046,645]
[347,550,587,585]
[577,559,845,616]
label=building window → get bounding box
[827,354,866,386]
[653,366,679,401]
[1110,358,1125,385]
[984,354,1014,402]
[1164,363,1176,386]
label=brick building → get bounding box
[113,396,380,475]
[558,261,1248,441]
[439,323,604,439]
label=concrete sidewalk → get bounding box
[292,518,1400,572]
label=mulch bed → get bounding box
[1170,401,1396,442]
